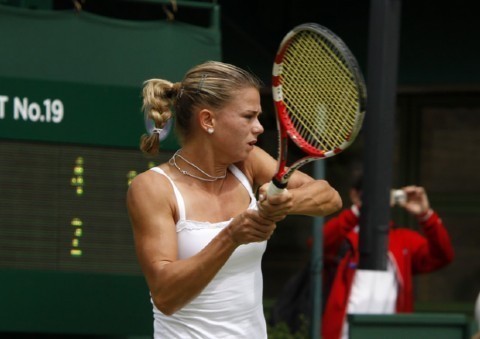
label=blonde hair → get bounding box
[140,61,263,155]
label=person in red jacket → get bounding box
[321,178,454,339]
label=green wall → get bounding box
[0,2,221,336]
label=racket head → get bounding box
[272,23,366,167]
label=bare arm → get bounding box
[127,170,278,315]
[246,146,342,218]
[284,171,342,217]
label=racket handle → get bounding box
[267,179,287,196]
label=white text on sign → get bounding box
[0,95,64,123]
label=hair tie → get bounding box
[152,127,163,137]
[145,112,172,142]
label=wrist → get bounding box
[224,224,240,247]
[417,208,433,222]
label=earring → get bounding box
[207,127,214,134]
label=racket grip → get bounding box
[267,179,287,196]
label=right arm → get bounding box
[126,171,278,315]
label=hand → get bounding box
[227,209,277,245]
[257,183,293,222]
[400,185,431,217]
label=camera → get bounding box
[390,189,406,205]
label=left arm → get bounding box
[410,210,455,273]
[282,171,343,217]
[399,186,454,273]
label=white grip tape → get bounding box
[267,182,286,196]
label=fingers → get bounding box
[248,222,276,240]
[257,200,286,222]
[402,185,424,195]
[257,188,293,222]
[228,210,278,245]
[399,185,430,216]
[227,183,293,246]
[402,186,428,202]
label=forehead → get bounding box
[226,87,261,109]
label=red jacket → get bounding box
[321,207,454,339]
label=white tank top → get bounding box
[149,165,267,339]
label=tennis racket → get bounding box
[268,23,367,196]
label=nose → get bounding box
[253,118,264,135]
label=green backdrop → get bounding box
[0,2,221,336]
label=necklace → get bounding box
[169,150,227,182]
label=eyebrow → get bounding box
[244,109,262,115]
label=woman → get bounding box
[127,61,341,338]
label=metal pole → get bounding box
[310,161,325,338]
[359,0,402,270]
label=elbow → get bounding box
[436,240,455,266]
[333,190,343,212]
[152,294,181,316]
[310,182,342,216]
[324,188,342,215]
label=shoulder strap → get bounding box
[229,164,255,199]
[149,167,186,221]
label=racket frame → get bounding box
[270,23,367,188]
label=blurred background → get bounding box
[0,0,479,337]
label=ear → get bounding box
[198,108,215,132]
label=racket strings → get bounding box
[281,30,360,151]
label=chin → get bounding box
[233,150,250,163]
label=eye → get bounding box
[244,111,261,120]
[242,113,255,120]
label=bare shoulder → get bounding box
[249,145,275,161]
[127,168,169,199]
[126,166,175,223]
[238,146,277,187]
[127,166,179,272]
